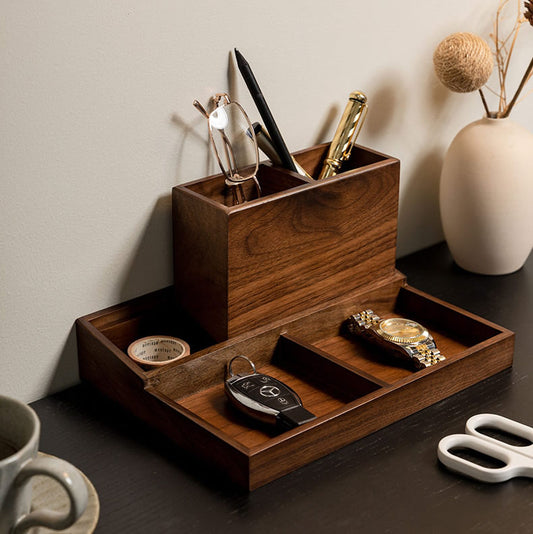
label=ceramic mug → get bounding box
[0,395,88,533]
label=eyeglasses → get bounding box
[193,93,261,205]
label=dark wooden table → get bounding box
[32,243,533,533]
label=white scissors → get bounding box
[438,413,533,483]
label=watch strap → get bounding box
[407,341,445,368]
[347,309,381,333]
[347,309,445,369]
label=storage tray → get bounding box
[76,272,514,489]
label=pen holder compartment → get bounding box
[173,143,401,342]
[183,163,309,207]
[293,142,391,180]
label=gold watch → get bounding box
[346,310,445,370]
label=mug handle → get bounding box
[12,455,88,533]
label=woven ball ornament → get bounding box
[433,32,494,93]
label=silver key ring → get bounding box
[227,355,256,378]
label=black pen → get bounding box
[234,48,298,173]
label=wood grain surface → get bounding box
[173,143,399,341]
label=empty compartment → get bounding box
[153,333,383,449]
[393,287,504,347]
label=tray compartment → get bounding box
[153,333,384,449]
[76,287,216,395]
[393,286,503,347]
[303,285,510,385]
[95,289,214,363]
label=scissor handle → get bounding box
[465,413,533,457]
[438,434,533,483]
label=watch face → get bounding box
[377,318,429,344]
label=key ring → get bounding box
[227,355,256,378]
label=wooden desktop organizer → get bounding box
[76,143,514,490]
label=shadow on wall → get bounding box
[120,84,229,302]
[395,65,455,256]
[428,75,454,117]
[118,194,174,302]
[48,194,175,393]
[363,74,406,142]
[367,65,454,257]
[47,325,79,396]
[171,112,212,182]
[171,51,236,182]
[397,149,445,257]
[311,104,340,146]
[47,194,175,394]
[47,94,220,396]
[227,51,340,154]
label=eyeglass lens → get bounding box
[209,101,258,183]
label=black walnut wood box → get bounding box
[76,143,514,490]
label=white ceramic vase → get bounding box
[440,117,533,275]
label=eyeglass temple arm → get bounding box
[193,100,210,119]
[219,130,239,177]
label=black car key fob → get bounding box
[224,355,316,430]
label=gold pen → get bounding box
[318,91,368,180]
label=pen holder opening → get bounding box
[181,164,308,208]
[293,143,391,180]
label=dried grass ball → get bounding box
[433,32,493,93]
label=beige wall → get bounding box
[2,0,532,402]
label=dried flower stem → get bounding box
[489,0,528,116]
[503,56,533,115]
[495,1,505,112]
[479,88,491,116]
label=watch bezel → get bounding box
[376,318,430,345]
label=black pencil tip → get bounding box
[234,48,246,67]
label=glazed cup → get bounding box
[0,395,88,533]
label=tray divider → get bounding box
[276,334,388,398]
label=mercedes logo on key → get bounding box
[260,385,280,397]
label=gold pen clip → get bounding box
[318,91,368,180]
